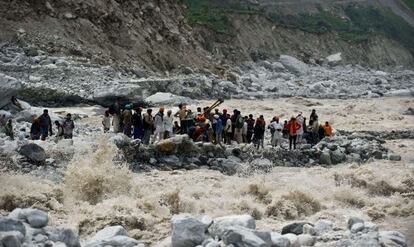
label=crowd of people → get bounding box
[0,109,75,142]
[102,100,334,150]
[0,98,334,150]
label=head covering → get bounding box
[214,114,219,119]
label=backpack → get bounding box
[236,116,244,129]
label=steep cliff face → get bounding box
[0,0,413,70]
[0,0,211,71]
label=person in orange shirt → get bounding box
[323,121,333,137]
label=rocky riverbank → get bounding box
[1,44,413,108]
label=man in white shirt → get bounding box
[269,117,284,147]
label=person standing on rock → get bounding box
[253,115,266,149]
[152,107,164,143]
[174,104,188,134]
[269,117,283,147]
[163,110,174,139]
[323,121,333,137]
[214,114,224,147]
[242,116,248,143]
[286,117,301,150]
[234,110,244,144]
[142,109,153,145]
[39,109,53,141]
[122,105,133,137]
[5,119,14,140]
[102,111,111,133]
[225,113,232,145]
[309,109,318,126]
[246,114,255,143]
[30,116,41,140]
[132,107,143,139]
[54,120,64,142]
[62,113,75,139]
[296,113,305,145]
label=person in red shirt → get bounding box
[285,117,301,150]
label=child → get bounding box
[102,111,111,133]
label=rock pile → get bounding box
[0,208,80,247]
[161,214,408,247]
[0,208,146,247]
[1,44,413,107]
[119,132,397,175]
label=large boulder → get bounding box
[48,228,81,247]
[210,215,256,238]
[325,53,342,66]
[18,143,47,163]
[0,217,26,236]
[379,231,407,247]
[92,84,143,106]
[0,74,22,109]
[221,227,271,247]
[171,214,206,247]
[85,225,139,247]
[145,92,194,106]
[278,55,308,75]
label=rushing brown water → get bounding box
[0,97,413,246]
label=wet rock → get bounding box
[221,227,270,247]
[389,154,401,161]
[351,223,365,233]
[379,231,407,247]
[403,107,414,115]
[47,228,80,247]
[18,143,47,163]
[171,214,206,247]
[347,217,364,230]
[19,208,48,228]
[210,215,256,238]
[319,150,332,165]
[314,219,333,235]
[0,233,22,247]
[330,149,346,164]
[0,218,26,236]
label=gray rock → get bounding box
[331,149,346,164]
[279,55,308,75]
[319,150,332,165]
[1,234,21,247]
[19,209,48,228]
[92,84,143,106]
[364,222,379,232]
[298,234,315,246]
[0,218,26,236]
[347,217,364,230]
[351,222,365,233]
[210,215,256,238]
[47,228,81,247]
[18,144,47,163]
[171,214,206,247]
[221,227,270,247]
[389,154,402,161]
[282,233,300,247]
[91,226,127,241]
[95,235,139,247]
[314,220,333,235]
[270,232,290,247]
[379,231,407,247]
[302,224,316,236]
[281,222,311,235]
[0,74,22,109]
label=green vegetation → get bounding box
[183,1,414,53]
[402,0,414,12]
[184,0,257,34]
[268,5,414,52]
